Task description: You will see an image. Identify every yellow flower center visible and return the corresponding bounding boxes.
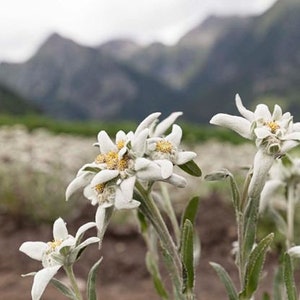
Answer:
[95,183,105,194]
[117,140,125,150]
[266,121,280,134]
[47,239,62,251]
[95,154,105,164]
[156,140,173,154]
[95,150,129,171]
[105,151,119,169]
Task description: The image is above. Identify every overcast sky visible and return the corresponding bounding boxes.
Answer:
[1,0,277,63]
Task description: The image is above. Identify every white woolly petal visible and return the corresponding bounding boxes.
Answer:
[114,177,136,210]
[288,246,300,258]
[135,158,166,181]
[272,104,282,121]
[53,218,68,241]
[132,128,149,157]
[58,237,76,250]
[153,112,183,137]
[292,122,300,131]
[254,104,272,121]
[282,132,300,141]
[95,206,113,243]
[95,206,106,233]
[281,140,300,154]
[166,174,187,188]
[210,114,252,139]
[115,186,140,209]
[75,222,97,242]
[166,124,182,146]
[83,185,98,205]
[248,150,274,198]
[90,170,119,187]
[155,159,174,179]
[135,157,151,171]
[135,112,161,136]
[116,130,127,143]
[235,94,255,122]
[65,172,92,201]
[19,242,48,261]
[75,237,100,252]
[97,131,117,153]
[31,266,61,300]
[176,151,197,165]
[254,127,271,139]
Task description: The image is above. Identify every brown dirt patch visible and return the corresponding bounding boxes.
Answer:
[0,194,286,299]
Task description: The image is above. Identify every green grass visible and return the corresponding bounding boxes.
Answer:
[0,114,245,144]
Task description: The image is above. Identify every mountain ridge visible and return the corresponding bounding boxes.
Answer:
[1,0,300,123]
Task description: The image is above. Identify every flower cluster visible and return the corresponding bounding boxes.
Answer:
[66,112,197,233]
[210,95,300,197]
[19,218,99,300]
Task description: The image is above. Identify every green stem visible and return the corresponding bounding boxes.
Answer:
[135,181,184,299]
[286,182,295,249]
[160,183,181,245]
[64,265,83,300]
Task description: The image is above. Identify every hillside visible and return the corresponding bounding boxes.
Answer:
[182,0,300,122]
[0,84,39,115]
[0,0,300,123]
[0,34,181,121]
[100,15,245,89]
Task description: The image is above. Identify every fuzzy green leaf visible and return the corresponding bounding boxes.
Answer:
[178,160,202,177]
[180,219,195,294]
[242,196,260,264]
[210,262,238,300]
[51,278,77,299]
[205,169,240,212]
[204,169,230,181]
[82,166,101,173]
[181,196,200,228]
[240,233,274,299]
[228,172,241,212]
[283,253,297,300]
[136,210,148,233]
[87,258,103,300]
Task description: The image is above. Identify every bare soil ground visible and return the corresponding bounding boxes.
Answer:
[0,194,282,300]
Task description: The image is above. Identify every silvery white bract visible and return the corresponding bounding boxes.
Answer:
[210,94,300,197]
[19,218,99,300]
[288,246,300,257]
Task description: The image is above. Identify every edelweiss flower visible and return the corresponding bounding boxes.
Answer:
[19,218,99,300]
[66,112,190,232]
[147,124,197,165]
[210,94,300,197]
[210,94,300,156]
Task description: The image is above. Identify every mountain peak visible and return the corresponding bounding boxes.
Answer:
[178,15,249,48]
[99,39,141,60]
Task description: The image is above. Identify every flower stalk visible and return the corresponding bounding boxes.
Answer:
[64,265,83,300]
[135,181,184,299]
[286,181,296,249]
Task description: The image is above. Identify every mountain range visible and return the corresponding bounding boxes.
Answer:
[0,0,300,123]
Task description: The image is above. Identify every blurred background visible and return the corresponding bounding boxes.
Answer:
[1,0,300,298]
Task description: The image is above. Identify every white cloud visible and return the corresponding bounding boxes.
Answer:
[0,0,277,62]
